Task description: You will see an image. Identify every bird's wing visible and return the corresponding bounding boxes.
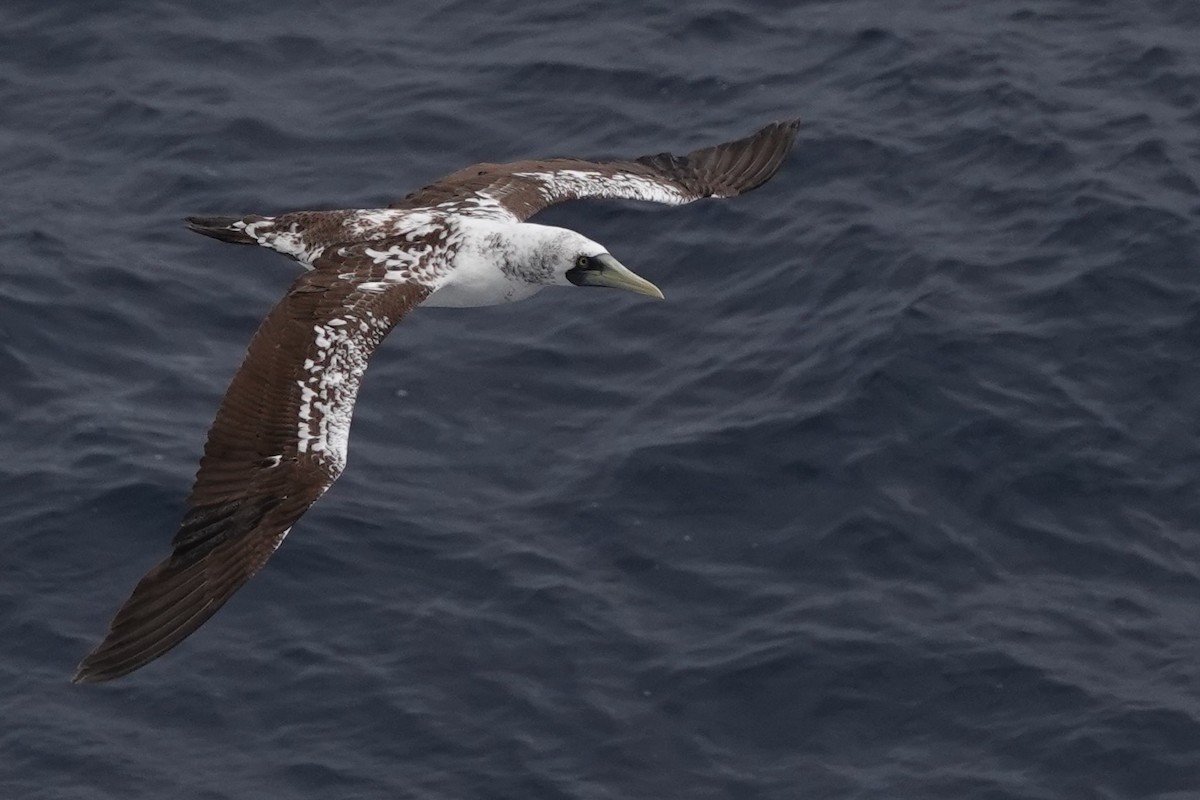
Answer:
[74,247,431,683]
[390,119,800,222]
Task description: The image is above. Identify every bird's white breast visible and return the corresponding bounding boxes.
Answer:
[420,218,549,308]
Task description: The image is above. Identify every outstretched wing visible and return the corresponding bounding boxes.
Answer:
[390,119,800,221]
[75,248,431,683]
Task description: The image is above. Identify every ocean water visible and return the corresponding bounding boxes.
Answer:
[3,0,1200,797]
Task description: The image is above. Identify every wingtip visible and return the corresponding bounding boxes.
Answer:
[185,215,258,245]
[184,214,228,231]
[694,117,801,197]
[72,650,109,685]
[765,117,802,143]
[72,640,127,684]
[71,666,97,685]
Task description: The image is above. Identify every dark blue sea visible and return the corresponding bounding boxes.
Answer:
[4,1,1200,797]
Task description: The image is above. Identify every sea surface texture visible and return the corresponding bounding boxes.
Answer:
[3,1,1200,798]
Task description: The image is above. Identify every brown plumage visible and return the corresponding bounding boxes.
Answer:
[74,250,429,683]
[391,118,800,220]
[75,119,799,683]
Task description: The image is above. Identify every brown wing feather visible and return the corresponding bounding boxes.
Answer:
[390,119,800,221]
[75,250,430,684]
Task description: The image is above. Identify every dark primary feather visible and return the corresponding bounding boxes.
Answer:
[390,118,800,220]
[74,249,430,684]
[185,216,259,245]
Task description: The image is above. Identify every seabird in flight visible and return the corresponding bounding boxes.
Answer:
[74,118,800,683]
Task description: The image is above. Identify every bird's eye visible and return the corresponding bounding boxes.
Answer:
[576,255,590,268]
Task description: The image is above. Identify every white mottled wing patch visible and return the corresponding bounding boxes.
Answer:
[294,310,391,468]
[438,169,692,223]
[509,169,691,206]
[239,217,328,266]
[435,193,511,221]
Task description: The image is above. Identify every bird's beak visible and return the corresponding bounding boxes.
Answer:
[567,253,665,300]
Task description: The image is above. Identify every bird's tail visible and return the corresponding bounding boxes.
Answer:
[185,215,265,245]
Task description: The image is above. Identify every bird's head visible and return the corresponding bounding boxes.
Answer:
[533,226,664,300]
[562,250,664,300]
